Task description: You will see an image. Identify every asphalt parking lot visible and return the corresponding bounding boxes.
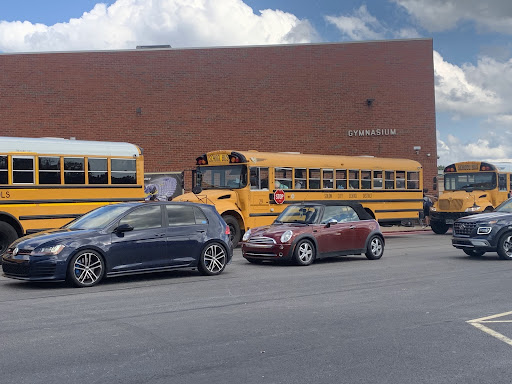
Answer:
[1,231,512,384]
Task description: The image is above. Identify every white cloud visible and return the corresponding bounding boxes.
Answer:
[0,0,318,52]
[392,0,512,33]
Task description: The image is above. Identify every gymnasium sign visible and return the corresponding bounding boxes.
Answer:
[347,129,397,137]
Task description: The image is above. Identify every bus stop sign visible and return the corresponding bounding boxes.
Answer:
[274,189,285,204]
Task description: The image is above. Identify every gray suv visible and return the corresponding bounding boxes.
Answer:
[452,198,512,259]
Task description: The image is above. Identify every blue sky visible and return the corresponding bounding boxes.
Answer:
[1,0,512,166]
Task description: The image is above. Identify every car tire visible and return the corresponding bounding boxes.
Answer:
[0,221,18,256]
[293,239,315,266]
[222,215,241,247]
[67,249,105,288]
[198,242,227,275]
[463,249,485,257]
[431,221,449,234]
[365,235,384,260]
[497,232,512,260]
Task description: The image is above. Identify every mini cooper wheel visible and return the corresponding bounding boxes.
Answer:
[293,239,315,266]
[365,235,384,260]
[198,242,227,276]
[497,232,512,260]
[463,249,485,257]
[67,249,105,288]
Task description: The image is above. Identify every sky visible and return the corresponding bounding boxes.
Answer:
[1,0,512,167]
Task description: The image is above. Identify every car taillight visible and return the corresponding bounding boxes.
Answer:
[225,226,230,235]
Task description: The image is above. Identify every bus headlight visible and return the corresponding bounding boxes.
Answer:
[31,244,65,256]
[465,205,481,212]
[242,229,251,242]
[280,230,293,243]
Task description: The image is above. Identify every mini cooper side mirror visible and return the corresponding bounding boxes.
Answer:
[325,219,338,228]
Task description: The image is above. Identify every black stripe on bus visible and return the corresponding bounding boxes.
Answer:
[249,213,280,217]
[26,228,52,234]
[0,185,142,189]
[268,198,423,205]
[0,198,142,205]
[374,209,422,213]
[19,214,83,221]
[269,189,421,194]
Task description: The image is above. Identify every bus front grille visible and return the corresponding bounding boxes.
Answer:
[439,199,463,211]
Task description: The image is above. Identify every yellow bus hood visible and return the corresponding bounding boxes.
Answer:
[435,190,490,212]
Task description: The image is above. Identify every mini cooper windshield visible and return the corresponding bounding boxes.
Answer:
[274,206,319,225]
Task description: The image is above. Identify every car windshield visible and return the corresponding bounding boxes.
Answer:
[197,165,247,190]
[64,204,134,230]
[495,199,512,213]
[444,172,496,191]
[275,206,320,224]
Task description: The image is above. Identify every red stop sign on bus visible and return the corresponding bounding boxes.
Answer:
[274,189,285,204]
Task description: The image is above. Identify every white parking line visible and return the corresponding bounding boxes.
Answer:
[467,311,512,347]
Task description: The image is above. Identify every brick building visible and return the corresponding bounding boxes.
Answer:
[0,38,437,189]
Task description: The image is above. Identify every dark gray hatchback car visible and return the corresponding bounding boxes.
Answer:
[2,201,233,287]
[452,198,512,259]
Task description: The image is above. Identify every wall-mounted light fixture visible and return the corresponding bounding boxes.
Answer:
[414,146,421,154]
[366,98,375,107]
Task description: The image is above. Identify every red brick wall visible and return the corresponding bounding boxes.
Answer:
[0,39,437,190]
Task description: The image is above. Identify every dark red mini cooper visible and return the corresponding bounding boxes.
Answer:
[241,201,384,266]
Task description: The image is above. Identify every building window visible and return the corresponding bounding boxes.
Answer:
[39,157,61,184]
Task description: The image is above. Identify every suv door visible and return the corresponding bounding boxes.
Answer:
[109,204,166,272]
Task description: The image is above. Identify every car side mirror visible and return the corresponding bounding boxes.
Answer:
[115,223,134,233]
[325,219,338,228]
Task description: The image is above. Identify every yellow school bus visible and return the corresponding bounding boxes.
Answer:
[430,161,512,234]
[174,150,423,244]
[0,137,145,254]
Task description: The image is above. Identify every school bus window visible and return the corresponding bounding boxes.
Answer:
[13,156,34,184]
[361,170,371,189]
[499,174,507,191]
[396,171,406,189]
[275,167,292,189]
[385,170,394,189]
[407,171,420,189]
[0,156,7,184]
[309,168,321,189]
[64,157,85,184]
[336,169,347,189]
[509,174,512,192]
[88,158,108,184]
[111,159,137,184]
[323,169,334,189]
[373,171,383,189]
[39,157,61,184]
[250,167,269,190]
[349,169,359,189]
[295,168,306,189]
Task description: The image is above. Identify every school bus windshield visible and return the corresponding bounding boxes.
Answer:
[444,172,496,191]
[198,165,247,189]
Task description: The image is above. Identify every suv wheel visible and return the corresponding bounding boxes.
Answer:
[498,233,512,260]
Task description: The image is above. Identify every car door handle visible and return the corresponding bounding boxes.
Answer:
[197,230,206,233]
[154,233,165,238]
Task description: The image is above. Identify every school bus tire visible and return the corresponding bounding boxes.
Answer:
[430,221,449,234]
[222,215,241,247]
[0,221,18,256]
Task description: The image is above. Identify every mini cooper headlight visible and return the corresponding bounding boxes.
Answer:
[31,244,65,256]
[242,229,252,242]
[280,230,293,243]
